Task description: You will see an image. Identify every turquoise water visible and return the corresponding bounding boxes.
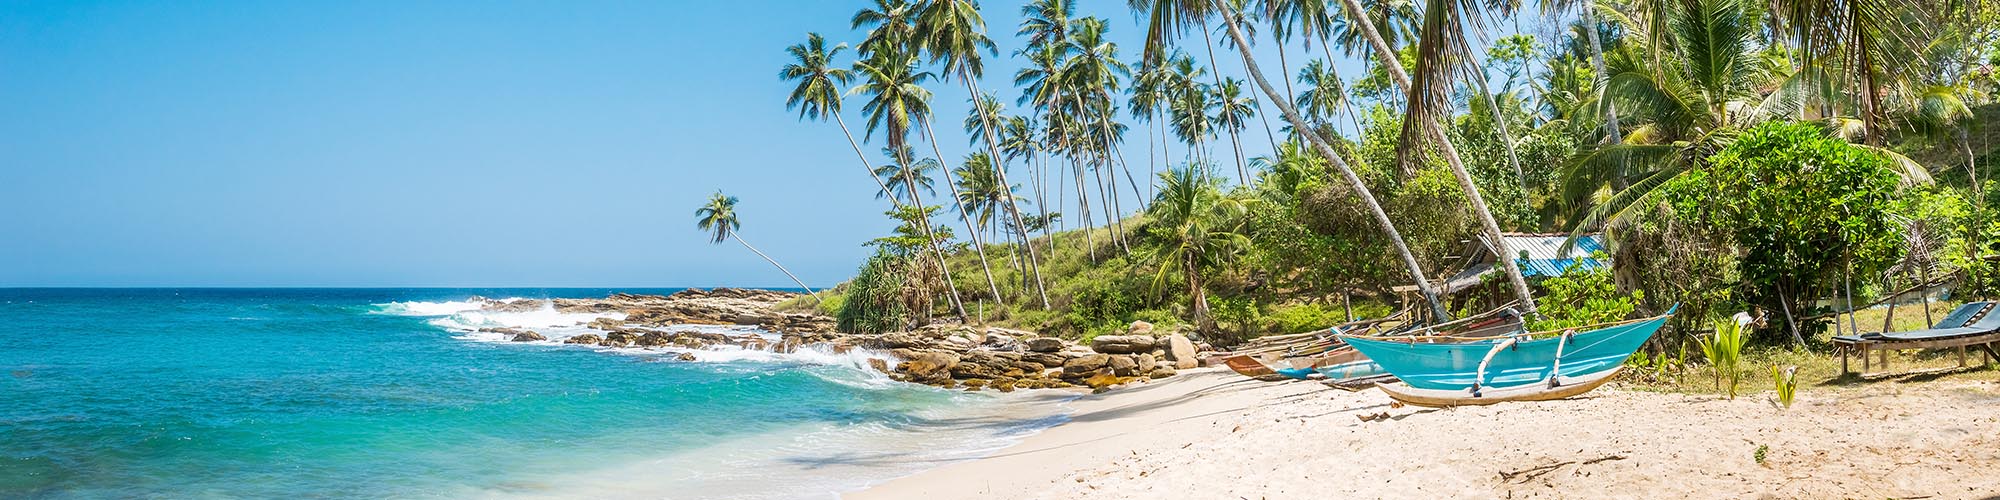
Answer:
[0,289,1066,499]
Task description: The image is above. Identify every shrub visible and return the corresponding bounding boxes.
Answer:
[836,250,910,334]
[1529,259,1642,332]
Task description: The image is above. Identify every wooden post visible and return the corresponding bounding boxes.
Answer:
[1841,346,1850,374]
[1882,348,1891,371]
[1959,346,1968,367]
[1863,346,1871,372]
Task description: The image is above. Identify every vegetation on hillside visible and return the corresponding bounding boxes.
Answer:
[755,0,2000,358]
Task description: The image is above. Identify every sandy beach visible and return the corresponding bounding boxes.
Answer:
[852,368,2000,499]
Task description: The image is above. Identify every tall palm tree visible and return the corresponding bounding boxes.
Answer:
[695,192,820,301]
[1537,0,1627,187]
[781,33,906,213]
[1155,0,1451,320]
[918,0,1053,308]
[955,152,1021,242]
[1322,0,1542,315]
[1212,77,1258,183]
[849,49,969,320]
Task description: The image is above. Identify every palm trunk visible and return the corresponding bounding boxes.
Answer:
[1330,0,1539,316]
[734,234,820,301]
[1465,57,1526,185]
[962,76,1052,308]
[1213,1,1451,321]
[834,114,906,211]
[921,120,1007,308]
[1580,8,1628,190]
[1228,127,1248,183]
[895,148,969,322]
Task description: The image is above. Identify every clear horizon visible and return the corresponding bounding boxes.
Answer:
[2,1,1444,287]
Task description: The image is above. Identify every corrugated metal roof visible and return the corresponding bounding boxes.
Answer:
[1493,234,1607,277]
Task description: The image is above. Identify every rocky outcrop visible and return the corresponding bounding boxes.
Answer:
[564,334,603,346]
[511,331,546,342]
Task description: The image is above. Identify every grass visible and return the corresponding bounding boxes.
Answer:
[1623,301,2000,396]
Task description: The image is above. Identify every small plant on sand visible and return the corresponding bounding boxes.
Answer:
[1771,365,1799,408]
[1753,444,1769,466]
[1701,318,1749,398]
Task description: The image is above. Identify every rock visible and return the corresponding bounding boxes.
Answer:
[980,330,1022,351]
[1133,353,1157,374]
[602,331,639,347]
[894,350,960,383]
[1108,355,1139,376]
[510,331,546,342]
[1090,335,1156,354]
[1148,367,1178,379]
[675,352,698,362]
[1026,337,1066,353]
[1164,334,1199,369]
[1022,352,1067,369]
[564,334,603,346]
[588,317,625,330]
[1084,372,1135,391]
[1061,354,1112,378]
[867,358,891,374]
[1128,320,1155,335]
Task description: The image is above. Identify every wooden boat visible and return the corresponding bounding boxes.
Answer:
[1339,308,1674,407]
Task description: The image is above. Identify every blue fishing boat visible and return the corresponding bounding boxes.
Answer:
[1338,307,1674,406]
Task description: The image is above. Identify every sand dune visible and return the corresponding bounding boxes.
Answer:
[852,368,2000,499]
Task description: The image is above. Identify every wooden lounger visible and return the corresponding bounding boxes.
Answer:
[1834,301,2000,374]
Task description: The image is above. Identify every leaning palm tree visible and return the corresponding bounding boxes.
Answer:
[781,33,905,213]
[695,192,820,301]
[918,0,1053,307]
[1295,58,1361,136]
[1311,0,1542,315]
[849,49,969,320]
[1211,77,1257,184]
[1182,0,1452,320]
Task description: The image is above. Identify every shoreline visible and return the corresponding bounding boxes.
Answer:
[850,370,2000,499]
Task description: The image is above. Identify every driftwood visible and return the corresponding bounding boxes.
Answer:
[1504,456,1624,482]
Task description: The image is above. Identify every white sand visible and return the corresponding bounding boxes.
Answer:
[850,368,2000,499]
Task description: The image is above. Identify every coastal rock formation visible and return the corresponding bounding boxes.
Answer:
[511,331,546,342]
[1128,320,1154,335]
[564,334,603,346]
[1026,337,1066,353]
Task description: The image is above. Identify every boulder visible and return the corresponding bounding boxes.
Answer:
[1061,354,1112,378]
[510,331,546,342]
[1148,367,1178,379]
[1025,337,1067,353]
[1022,352,1067,369]
[1163,334,1199,369]
[1133,353,1157,374]
[675,352,699,362]
[602,331,639,347]
[1084,372,1135,391]
[564,334,603,346]
[1108,355,1139,376]
[867,358,891,374]
[894,350,960,383]
[1090,335,1156,354]
[1128,320,1155,335]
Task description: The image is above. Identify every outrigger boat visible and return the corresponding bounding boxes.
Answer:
[1339,307,1675,407]
[1214,307,1526,386]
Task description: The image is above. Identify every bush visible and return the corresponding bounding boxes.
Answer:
[1528,259,1642,332]
[1268,303,1349,334]
[836,250,910,334]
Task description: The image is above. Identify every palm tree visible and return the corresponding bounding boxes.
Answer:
[1769,0,1936,146]
[1314,0,1542,315]
[781,33,906,214]
[874,149,938,203]
[695,192,820,301]
[849,49,969,320]
[1295,58,1361,137]
[918,0,1053,308]
[955,152,1021,242]
[1212,77,1258,184]
[1536,0,1627,187]
[1188,0,1452,320]
[1146,165,1251,332]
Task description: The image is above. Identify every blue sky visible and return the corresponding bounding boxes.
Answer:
[0,0,1388,287]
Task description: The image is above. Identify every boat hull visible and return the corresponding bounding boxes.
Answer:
[1375,367,1622,407]
[1340,315,1667,391]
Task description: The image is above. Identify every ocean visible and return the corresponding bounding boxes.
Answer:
[0,288,1070,499]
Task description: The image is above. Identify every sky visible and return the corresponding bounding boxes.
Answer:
[0,0,1386,287]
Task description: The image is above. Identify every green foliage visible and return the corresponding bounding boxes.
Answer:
[1529,259,1642,331]
[835,250,910,334]
[1267,303,1351,334]
[1771,365,1799,409]
[1753,444,1768,465]
[1661,122,1906,337]
[1700,317,1750,398]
